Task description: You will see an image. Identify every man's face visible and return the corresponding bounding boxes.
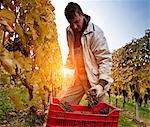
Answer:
[69,12,84,32]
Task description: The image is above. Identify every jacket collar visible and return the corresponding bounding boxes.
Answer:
[67,22,94,35]
[83,22,95,35]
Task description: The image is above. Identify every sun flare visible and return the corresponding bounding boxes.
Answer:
[63,67,74,77]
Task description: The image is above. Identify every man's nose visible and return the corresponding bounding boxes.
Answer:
[73,24,77,29]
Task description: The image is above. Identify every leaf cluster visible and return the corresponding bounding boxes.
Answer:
[112,30,150,97]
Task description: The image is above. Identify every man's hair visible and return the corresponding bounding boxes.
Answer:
[65,2,84,21]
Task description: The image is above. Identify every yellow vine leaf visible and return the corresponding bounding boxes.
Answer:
[0,9,15,27]
[25,14,34,25]
[19,0,26,9]
[15,24,24,37]
[30,71,42,83]
[9,95,24,110]
[29,0,36,6]
[0,73,9,84]
[29,26,38,40]
[0,57,15,74]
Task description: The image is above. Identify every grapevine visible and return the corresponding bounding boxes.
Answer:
[0,1,63,125]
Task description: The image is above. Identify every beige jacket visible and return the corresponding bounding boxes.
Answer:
[66,22,113,91]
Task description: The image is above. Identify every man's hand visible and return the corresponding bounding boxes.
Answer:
[89,85,103,98]
[89,79,108,98]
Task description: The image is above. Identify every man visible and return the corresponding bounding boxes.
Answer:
[61,2,113,105]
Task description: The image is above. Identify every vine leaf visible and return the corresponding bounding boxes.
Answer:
[0,9,15,27]
[9,95,25,110]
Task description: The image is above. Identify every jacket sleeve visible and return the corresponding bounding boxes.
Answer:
[65,30,74,69]
[91,28,113,90]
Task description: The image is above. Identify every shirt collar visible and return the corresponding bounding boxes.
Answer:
[67,22,94,36]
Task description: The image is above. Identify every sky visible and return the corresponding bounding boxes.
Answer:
[51,0,150,63]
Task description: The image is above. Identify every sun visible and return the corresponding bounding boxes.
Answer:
[63,67,74,78]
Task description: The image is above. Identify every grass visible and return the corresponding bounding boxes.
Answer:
[0,86,44,127]
[0,88,15,121]
[109,97,150,127]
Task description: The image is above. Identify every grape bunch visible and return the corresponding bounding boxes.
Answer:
[86,89,99,107]
[86,89,109,114]
[5,37,22,52]
[5,33,30,57]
